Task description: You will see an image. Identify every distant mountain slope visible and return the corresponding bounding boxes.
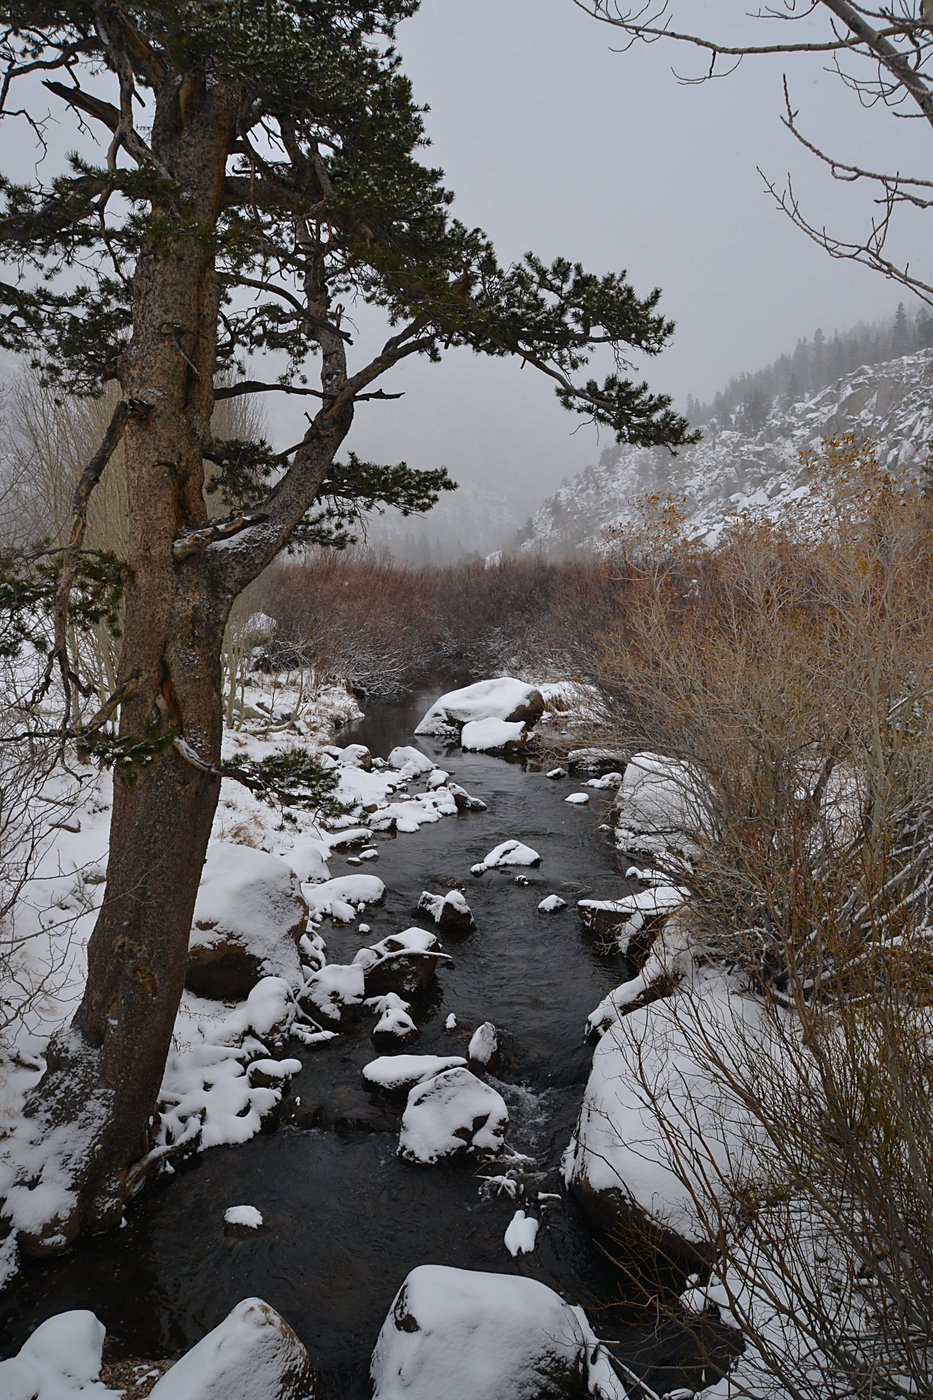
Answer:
[508,349,933,556]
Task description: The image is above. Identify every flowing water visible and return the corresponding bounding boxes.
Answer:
[0,684,706,1397]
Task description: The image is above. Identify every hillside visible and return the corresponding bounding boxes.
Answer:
[508,349,933,555]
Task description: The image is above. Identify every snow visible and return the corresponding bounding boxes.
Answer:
[305,874,385,925]
[224,1204,263,1229]
[460,717,525,752]
[0,1309,115,1399]
[302,962,366,1021]
[366,993,418,1040]
[189,842,307,989]
[414,678,540,736]
[387,746,435,780]
[578,884,688,954]
[371,1265,625,1400]
[146,1297,317,1400]
[471,839,541,875]
[613,752,710,856]
[467,1021,498,1067]
[564,970,774,1247]
[538,894,566,912]
[353,927,446,975]
[503,1209,539,1257]
[362,1054,467,1091]
[398,1067,509,1163]
[565,792,589,805]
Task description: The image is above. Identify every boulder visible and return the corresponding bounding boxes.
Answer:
[147,1298,318,1400]
[367,992,420,1046]
[460,718,526,753]
[187,844,307,1000]
[563,971,771,1267]
[363,1054,468,1094]
[446,781,487,813]
[566,748,630,778]
[415,679,544,738]
[471,839,540,875]
[0,1310,115,1400]
[371,1265,624,1400]
[305,874,385,925]
[417,889,476,937]
[354,927,450,998]
[467,1021,500,1075]
[577,885,687,956]
[301,961,366,1026]
[398,1067,508,1164]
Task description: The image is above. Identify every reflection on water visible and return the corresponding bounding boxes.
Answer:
[0,685,693,1399]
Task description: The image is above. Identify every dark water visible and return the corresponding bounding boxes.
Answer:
[0,684,701,1396]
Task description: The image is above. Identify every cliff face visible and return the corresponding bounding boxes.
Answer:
[509,350,933,556]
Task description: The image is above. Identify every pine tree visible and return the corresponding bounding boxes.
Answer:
[0,0,697,1252]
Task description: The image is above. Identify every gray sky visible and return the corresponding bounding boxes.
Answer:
[314,0,928,500]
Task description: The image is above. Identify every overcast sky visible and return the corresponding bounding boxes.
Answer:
[318,0,929,499]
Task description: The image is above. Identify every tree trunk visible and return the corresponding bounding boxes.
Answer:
[13,71,243,1253]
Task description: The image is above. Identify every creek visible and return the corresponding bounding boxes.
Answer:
[0,683,702,1398]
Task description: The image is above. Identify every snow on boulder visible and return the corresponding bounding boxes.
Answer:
[538,894,566,913]
[471,840,540,875]
[224,1204,264,1235]
[353,928,450,998]
[612,752,710,857]
[467,1021,500,1074]
[285,835,330,885]
[363,1053,468,1093]
[366,993,419,1046]
[460,718,526,753]
[147,1297,318,1400]
[417,889,475,937]
[0,1309,116,1399]
[387,746,436,780]
[305,874,385,925]
[577,884,687,955]
[187,843,308,1000]
[398,1067,508,1164]
[414,679,544,737]
[301,962,366,1026]
[503,1210,539,1258]
[371,1265,625,1400]
[563,971,772,1261]
[565,792,589,805]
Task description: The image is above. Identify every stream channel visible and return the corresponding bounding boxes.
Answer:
[0,682,702,1398]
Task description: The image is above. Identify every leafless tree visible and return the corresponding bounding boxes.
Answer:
[574,1,933,302]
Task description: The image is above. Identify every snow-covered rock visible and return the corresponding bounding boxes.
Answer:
[305,873,385,925]
[398,1067,508,1163]
[563,971,773,1257]
[187,843,308,1000]
[471,839,540,875]
[224,1204,264,1234]
[416,889,475,937]
[467,1021,499,1073]
[503,1209,539,1258]
[363,1054,468,1092]
[371,1265,625,1400]
[415,679,544,738]
[301,961,366,1026]
[577,884,688,954]
[353,928,449,998]
[565,792,589,805]
[0,1310,116,1399]
[147,1297,318,1400]
[366,993,419,1045]
[460,718,526,753]
[538,894,566,913]
[387,746,435,780]
[612,752,710,857]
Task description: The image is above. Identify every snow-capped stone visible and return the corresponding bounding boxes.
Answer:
[564,971,772,1258]
[446,781,488,812]
[545,767,566,779]
[301,962,366,1025]
[387,746,436,781]
[471,840,541,875]
[371,1265,625,1400]
[223,1205,264,1234]
[353,928,449,997]
[577,884,688,954]
[363,1054,468,1092]
[147,1297,318,1400]
[366,992,419,1045]
[415,679,544,737]
[460,718,526,753]
[538,894,566,913]
[417,889,476,937]
[467,1021,499,1073]
[187,843,308,1000]
[398,1068,508,1164]
[0,1310,114,1400]
[503,1210,539,1258]
[305,873,386,925]
[565,792,589,805]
